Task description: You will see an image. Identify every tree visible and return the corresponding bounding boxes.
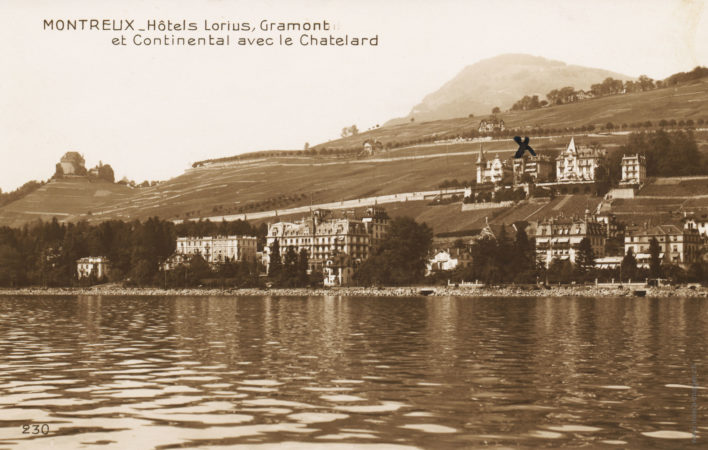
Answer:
[54,163,64,179]
[624,80,639,93]
[594,162,612,196]
[187,254,211,284]
[0,243,23,286]
[99,165,115,183]
[621,248,638,282]
[649,237,662,278]
[275,246,298,287]
[687,262,704,283]
[548,259,574,284]
[492,106,501,114]
[129,259,156,286]
[620,129,702,177]
[546,89,560,105]
[576,238,595,275]
[298,249,309,286]
[268,239,282,280]
[512,228,536,282]
[340,125,359,138]
[558,86,577,103]
[638,75,655,91]
[511,95,542,111]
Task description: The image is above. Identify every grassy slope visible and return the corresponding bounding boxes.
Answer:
[1,79,708,233]
[0,178,133,227]
[316,78,708,150]
[4,136,708,233]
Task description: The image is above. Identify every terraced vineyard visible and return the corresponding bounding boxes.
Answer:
[2,78,708,233]
[0,178,133,227]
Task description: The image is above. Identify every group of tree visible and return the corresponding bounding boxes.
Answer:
[0,180,46,208]
[506,67,707,114]
[0,217,175,287]
[0,216,270,288]
[167,254,261,289]
[603,129,704,186]
[353,217,433,286]
[589,77,627,97]
[340,124,360,138]
[546,86,581,105]
[267,240,321,287]
[427,227,708,286]
[463,187,526,204]
[620,238,705,284]
[436,226,537,284]
[663,66,708,87]
[511,94,547,111]
[90,162,115,183]
[437,179,475,189]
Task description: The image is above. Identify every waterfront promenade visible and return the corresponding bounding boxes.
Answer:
[2,285,706,297]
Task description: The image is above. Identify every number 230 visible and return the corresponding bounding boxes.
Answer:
[22,424,49,435]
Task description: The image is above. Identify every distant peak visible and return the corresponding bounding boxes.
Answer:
[385,53,632,125]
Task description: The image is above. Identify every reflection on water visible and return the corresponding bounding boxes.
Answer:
[0,295,705,448]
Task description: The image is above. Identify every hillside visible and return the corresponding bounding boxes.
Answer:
[0,132,616,229]
[318,77,708,151]
[3,126,708,233]
[1,76,708,233]
[385,54,632,125]
[0,178,133,227]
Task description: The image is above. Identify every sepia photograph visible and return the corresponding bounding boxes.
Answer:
[0,0,707,447]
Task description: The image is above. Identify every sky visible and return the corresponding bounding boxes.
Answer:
[1,0,707,192]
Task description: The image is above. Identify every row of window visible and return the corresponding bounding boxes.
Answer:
[627,235,684,243]
[278,236,369,246]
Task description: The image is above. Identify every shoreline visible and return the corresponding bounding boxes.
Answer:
[1,285,707,298]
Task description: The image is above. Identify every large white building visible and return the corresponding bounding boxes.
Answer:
[624,223,701,266]
[682,213,708,237]
[59,151,86,175]
[266,207,389,285]
[77,256,110,279]
[512,154,554,184]
[478,118,505,133]
[476,145,511,184]
[534,213,606,267]
[174,235,257,264]
[620,154,647,186]
[555,138,606,183]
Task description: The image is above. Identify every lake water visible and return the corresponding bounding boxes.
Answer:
[0,295,705,449]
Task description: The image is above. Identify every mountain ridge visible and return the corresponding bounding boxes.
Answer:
[386,53,633,125]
